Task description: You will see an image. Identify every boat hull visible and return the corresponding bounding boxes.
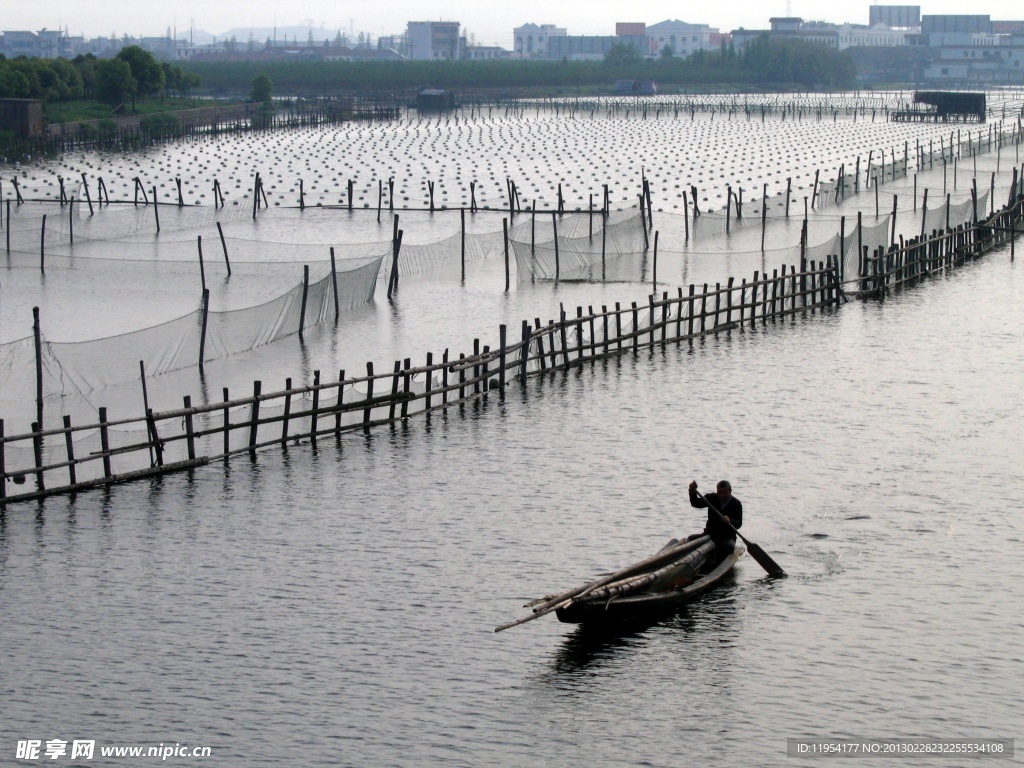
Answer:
[555,545,744,625]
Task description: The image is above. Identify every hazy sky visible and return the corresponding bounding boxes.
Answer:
[7,0,1024,48]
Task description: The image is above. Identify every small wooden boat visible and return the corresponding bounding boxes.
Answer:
[554,537,743,625]
[496,534,743,633]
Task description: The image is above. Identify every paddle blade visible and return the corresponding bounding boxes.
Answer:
[746,542,787,578]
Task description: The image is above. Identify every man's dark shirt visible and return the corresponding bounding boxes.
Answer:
[689,489,743,544]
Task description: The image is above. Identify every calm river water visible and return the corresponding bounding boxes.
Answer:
[1,230,1021,765]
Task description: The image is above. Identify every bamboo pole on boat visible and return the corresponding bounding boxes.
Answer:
[495,536,712,632]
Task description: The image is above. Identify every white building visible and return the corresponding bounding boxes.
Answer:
[407,21,461,60]
[462,45,511,60]
[645,20,717,58]
[923,33,1024,82]
[513,23,567,59]
[837,23,913,50]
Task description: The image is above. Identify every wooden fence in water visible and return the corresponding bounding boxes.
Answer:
[850,192,1022,296]
[0,259,842,506]
[2,191,1021,507]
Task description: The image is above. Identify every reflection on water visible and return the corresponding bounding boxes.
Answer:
[546,577,741,678]
[0,238,1021,766]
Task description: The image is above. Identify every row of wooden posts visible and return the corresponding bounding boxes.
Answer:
[6,158,1020,308]
[9,173,1019,450]
[854,193,1021,296]
[11,117,1020,219]
[0,100,397,162]
[0,256,846,506]
[2,189,1021,506]
[490,97,917,123]
[5,162,1019,324]
[475,94,1024,124]
[2,144,1022,505]
[5,119,1018,250]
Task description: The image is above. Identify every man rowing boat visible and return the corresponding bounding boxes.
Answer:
[688,479,742,553]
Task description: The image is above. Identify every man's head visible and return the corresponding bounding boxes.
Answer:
[717,480,732,502]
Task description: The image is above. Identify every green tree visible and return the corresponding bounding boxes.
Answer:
[0,62,32,98]
[161,61,180,96]
[604,43,642,66]
[95,58,136,106]
[182,72,201,96]
[157,62,199,97]
[73,54,98,99]
[250,73,273,102]
[116,45,164,97]
[9,59,43,99]
[741,36,856,88]
[49,58,85,100]
[661,44,673,59]
[37,58,83,101]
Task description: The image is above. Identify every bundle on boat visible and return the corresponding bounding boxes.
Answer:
[495,534,743,631]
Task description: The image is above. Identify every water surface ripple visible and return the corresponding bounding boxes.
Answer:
[1,244,1021,767]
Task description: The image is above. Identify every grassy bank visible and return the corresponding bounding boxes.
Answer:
[43,97,242,125]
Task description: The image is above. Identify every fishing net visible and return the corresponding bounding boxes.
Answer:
[919,190,990,235]
[686,203,782,238]
[67,195,252,239]
[0,253,384,429]
[814,170,857,210]
[866,155,911,186]
[510,206,646,282]
[381,230,503,281]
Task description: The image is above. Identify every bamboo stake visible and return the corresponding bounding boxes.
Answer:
[198,289,210,372]
[197,236,206,292]
[33,307,43,432]
[298,265,310,339]
[503,218,510,292]
[216,222,231,275]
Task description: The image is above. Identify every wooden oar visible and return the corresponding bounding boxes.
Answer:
[495,536,711,632]
[694,488,787,578]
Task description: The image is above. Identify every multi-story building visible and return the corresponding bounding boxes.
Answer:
[0,29,82,59]
[512,24,567,59]
[735,17,915,52]
[645,19,717,58]
[921,15,991,35]
[730,28,771,50]
[615,23,647,37]
[768,18,840,48]
[461,45,511,61]
[869,5,921,29]
[924,40,1024,83]
[837,23,911,49]
[407,21,461,60]
[547,34,647,61]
